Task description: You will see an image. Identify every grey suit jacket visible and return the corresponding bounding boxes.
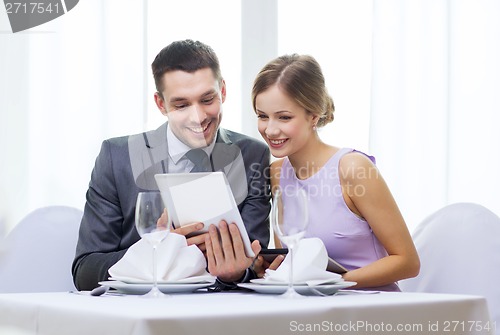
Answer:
[72,123,271,290]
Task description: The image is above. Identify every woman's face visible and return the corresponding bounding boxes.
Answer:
[255,84,316,158]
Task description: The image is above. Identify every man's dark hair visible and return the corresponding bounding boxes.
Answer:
[151,39,222,96]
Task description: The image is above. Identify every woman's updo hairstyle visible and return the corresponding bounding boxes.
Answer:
[252,54,334,127]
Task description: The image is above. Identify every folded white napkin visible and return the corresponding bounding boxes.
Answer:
[259,238,343,285]
[109,232,215,283]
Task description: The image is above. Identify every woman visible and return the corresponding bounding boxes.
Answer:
[251,54,419,291]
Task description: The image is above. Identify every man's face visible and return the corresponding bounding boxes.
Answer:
[154,68,225,148]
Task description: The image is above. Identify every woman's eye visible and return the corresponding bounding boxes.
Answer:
[257,114,268,119]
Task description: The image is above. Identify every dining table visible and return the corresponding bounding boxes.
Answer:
[0,289,495,335]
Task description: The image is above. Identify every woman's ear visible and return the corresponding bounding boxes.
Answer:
[310,113,319,127]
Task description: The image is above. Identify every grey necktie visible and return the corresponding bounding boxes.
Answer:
[185,148,212,172]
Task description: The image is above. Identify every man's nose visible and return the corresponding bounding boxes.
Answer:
[188,104,206,123]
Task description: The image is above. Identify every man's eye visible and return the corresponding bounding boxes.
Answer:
[174,104,188,109]
[202,97,215,104]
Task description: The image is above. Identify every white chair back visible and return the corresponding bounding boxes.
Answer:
[0,206,83,293]
[400,203,500,334]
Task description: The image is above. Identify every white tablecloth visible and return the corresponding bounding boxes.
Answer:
[0,291,494,335]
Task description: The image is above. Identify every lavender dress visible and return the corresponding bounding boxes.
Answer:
[279,148,400,291]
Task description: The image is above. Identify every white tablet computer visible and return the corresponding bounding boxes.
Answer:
[154,171,255,257]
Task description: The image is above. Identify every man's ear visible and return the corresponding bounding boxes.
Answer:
[220,79,227,103]
[154,92,168,116]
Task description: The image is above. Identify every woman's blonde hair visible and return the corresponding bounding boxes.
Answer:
[252,54,334,127]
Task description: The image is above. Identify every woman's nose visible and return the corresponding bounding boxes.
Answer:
[265,121,280,137]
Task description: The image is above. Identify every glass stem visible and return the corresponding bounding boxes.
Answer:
[152,244,158,289]
[288,246,294,290]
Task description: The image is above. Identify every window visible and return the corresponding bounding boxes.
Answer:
[146,0,242,132]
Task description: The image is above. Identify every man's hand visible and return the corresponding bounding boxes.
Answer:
[205,221,261,283]
[157,212,208,252]
[172,222,208,252]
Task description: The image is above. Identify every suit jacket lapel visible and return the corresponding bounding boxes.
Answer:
[128,123,168,190]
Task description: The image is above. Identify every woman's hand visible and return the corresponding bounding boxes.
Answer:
[253,254,285,278]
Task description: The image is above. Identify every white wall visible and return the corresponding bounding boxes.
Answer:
[0,1,146,234]
[2,0,499,235]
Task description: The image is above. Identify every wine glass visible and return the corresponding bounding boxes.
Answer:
[271,185,309,298]
[135,191,170,298]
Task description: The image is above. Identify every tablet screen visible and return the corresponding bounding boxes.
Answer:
[155,172,255,257]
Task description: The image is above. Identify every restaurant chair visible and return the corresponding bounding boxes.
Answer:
[399,202,500,334]
[0,206,83,293]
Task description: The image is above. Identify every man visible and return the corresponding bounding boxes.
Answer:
[72,39,271,290]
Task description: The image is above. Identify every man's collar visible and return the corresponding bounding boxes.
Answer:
[143,122,233,162]
[167,123,218,164]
